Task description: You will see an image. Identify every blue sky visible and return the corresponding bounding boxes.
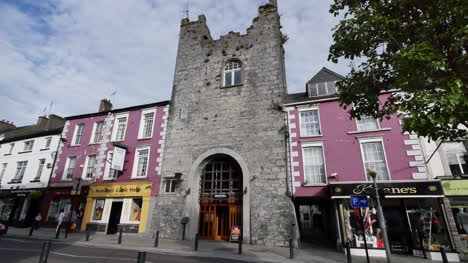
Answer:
[0,0,349,126]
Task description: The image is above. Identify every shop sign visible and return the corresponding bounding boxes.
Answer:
[213,194,228,200]
[230,226,241,242]
[330,181,443,197]
[442,180,468,196]
[350,195,368,208]
[89,182,152,197]
[111,145,127,171]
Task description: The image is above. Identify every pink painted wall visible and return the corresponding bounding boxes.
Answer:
[52,104,168,196]
[288,94,418,197]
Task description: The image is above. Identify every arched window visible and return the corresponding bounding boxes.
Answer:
[223,60,242,87]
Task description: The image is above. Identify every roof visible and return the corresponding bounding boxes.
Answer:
[306,67,345,85]
[285,92,338,105]
[65,100,170,120]
[0,127,63,144]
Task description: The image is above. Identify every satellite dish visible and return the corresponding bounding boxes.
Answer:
[181,217,189,225]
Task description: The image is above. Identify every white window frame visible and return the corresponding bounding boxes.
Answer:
[301,141,327,185]
[34,159,46,181]
[13,161,28,182]
[0,163,7,182]
[103,151,119,180]
[138,108,156,139]
[358,136,391,181]
[164,179,177,194]
[44,137,52,149]
[442,142,467,176]
[223,60,242,87]
[71,124,85,146]
[63,156,77,180]
[132,146,151,179]
[82,155,97,179]
[8,143,15,154]
[90,121,104,144]
[111,113,129,142]
[356,116,380,132]
[23,140,34,152]
[298,106,322,137]
[308,81,337,97]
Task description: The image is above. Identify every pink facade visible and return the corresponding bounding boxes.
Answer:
[286,93,419,197]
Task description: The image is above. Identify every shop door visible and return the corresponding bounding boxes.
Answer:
[107,202,123,234]
[199,204,241,240]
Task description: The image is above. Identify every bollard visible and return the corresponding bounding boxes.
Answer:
[38,241,51,263]
[85,230,90,241]
[29,227,34,236]
[194,233,199,251]
[238,237,242,255]
[137,251,146,263]
[345,242,352,263]
[55,226,60,239]
[154,231,159,248]
[118,228,123,244]
[440,246,449,263]
[289,238,294,259]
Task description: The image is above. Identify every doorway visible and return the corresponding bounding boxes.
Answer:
[107,201,123,234]
[198,155,242,240]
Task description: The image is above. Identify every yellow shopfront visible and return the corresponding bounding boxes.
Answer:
[83,182,152,234]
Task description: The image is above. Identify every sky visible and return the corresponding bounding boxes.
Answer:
[0,0,350,126]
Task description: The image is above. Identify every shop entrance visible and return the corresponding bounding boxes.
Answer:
[198,155,242,240]
[296,200,336,247]
[107,201,123,234]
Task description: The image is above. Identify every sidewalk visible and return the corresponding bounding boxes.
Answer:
[3,226,441,263]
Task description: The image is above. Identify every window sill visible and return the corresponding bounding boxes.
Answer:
[220,84,243,89]
[103,177,117,181]
[40,148,50,151]
[347,128,391,135]
[18,150,32,154]
[88,143,99,146]
[301,184,327,187]
[131,176,148,180]
[3,153,12,156]
[137,137,152,141]
[163,192,177,195]
[30,179,41,183]
[8,180,22,184]
[68,144,81,147]
[300,135,323,139]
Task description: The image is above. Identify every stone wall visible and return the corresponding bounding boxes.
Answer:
[150,2,294,246]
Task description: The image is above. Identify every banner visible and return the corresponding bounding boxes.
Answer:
[111,145,126,171]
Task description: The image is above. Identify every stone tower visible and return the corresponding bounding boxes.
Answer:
[150,0,294,246]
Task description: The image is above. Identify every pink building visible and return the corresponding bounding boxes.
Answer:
[42,99,169,234]
[285,68,455,259]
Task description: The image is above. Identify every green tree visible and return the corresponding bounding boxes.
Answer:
[328,0,468,141]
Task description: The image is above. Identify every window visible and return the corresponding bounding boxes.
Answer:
[83,155,96,179]
[34,159,46,181]
[0,163,7,181]
[8,143,14,154]
[303,145,326,184]
[133,147,149,178]
[357,116,379,131]
[104,151,119,180]
[299,109,321,137]
[223,60,242,87]
[44,137,52,149]
[129,199,142,221]
[92,199,105,220]
[72,124,84,145]
[164,179,177,193]
[360,140,390,181]
[138,110,155,139]
[23,140,34,151]
[308,81,337,97]
[90,121,104,144]
[112,115,128,141]
[443,142,467,176]
[13,161,28,182]
[64,157,77,179]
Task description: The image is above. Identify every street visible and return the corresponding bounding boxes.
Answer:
[0,237,253,263]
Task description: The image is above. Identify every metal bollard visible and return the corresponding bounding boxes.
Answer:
[289,238,294,259]
[118,228,123,244]
[29,227,34,236]
[137,251,146,263]
[345,242,352,263]
[440,246,449,263]
[154,231,159,248]
[85,230,90,241]
[38,241,51,263]
[194,233,199,251]
[55,226,60,239]
[238,237,242,255]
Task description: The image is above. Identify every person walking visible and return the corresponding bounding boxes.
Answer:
[33,212,42,230]
[76,208,84,232]
[56,209,65,234]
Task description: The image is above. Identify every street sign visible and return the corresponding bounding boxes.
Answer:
[350,195,368,208]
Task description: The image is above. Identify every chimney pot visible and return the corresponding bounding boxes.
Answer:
[99,99,113,112]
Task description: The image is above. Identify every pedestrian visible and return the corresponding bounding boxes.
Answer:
[56,209,65,234]
[33,212,42,230]
[76,208,84,232]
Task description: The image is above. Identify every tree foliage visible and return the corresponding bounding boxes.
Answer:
[328,0,468,141]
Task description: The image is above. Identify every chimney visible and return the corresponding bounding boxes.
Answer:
[36,116,49,129]
[46,114,65,130]
[0,120,16,133]
[99,99,113,112]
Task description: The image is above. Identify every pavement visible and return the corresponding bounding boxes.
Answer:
[1,226,446,263]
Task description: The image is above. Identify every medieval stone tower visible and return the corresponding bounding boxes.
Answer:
[150,0,294,246]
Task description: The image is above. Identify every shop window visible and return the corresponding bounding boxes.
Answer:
[71,124,84,145]
[299,109,321,137]
[360,140,390,181]
[302,145,326,185]
[129,199,142,221]
[303,213,310,221]
[164,179,177,193]
[0,198,15,221]
[93,199,105,220]
[223,60,242,87]
[443,142,467,176]
[46,198,71,222]
[356,116,379,131]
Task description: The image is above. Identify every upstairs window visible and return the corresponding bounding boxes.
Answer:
[23,140,34,152]
[133,147,150,178]
[13,161,28,182]
[357,116,379,131]
[302,144,326,185]
[138,109,156,139]
[34,159,46,181]
[0,163,7,181]
[112,114,128,142]
[164,179,177,193]
[44,137,52,149]
[223,60,242,87]
[443,142,467,176]
[84,155,96,179]
[64,156,77,179]
[360,140,390,181]
[308,81,337,97]
[90,121,104,144]
[8,143,14,154]
[104,151,119,180]
[72,124,84,145]
[299,109,321,137]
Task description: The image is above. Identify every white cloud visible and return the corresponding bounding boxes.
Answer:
[0,0,349,126]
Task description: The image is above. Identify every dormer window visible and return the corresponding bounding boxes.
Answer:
[308,81,337,97]
[223,60,242,87]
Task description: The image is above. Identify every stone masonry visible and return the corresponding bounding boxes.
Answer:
[150,1,295,246]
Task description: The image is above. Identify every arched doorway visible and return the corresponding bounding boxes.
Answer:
[198,155,243,240]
